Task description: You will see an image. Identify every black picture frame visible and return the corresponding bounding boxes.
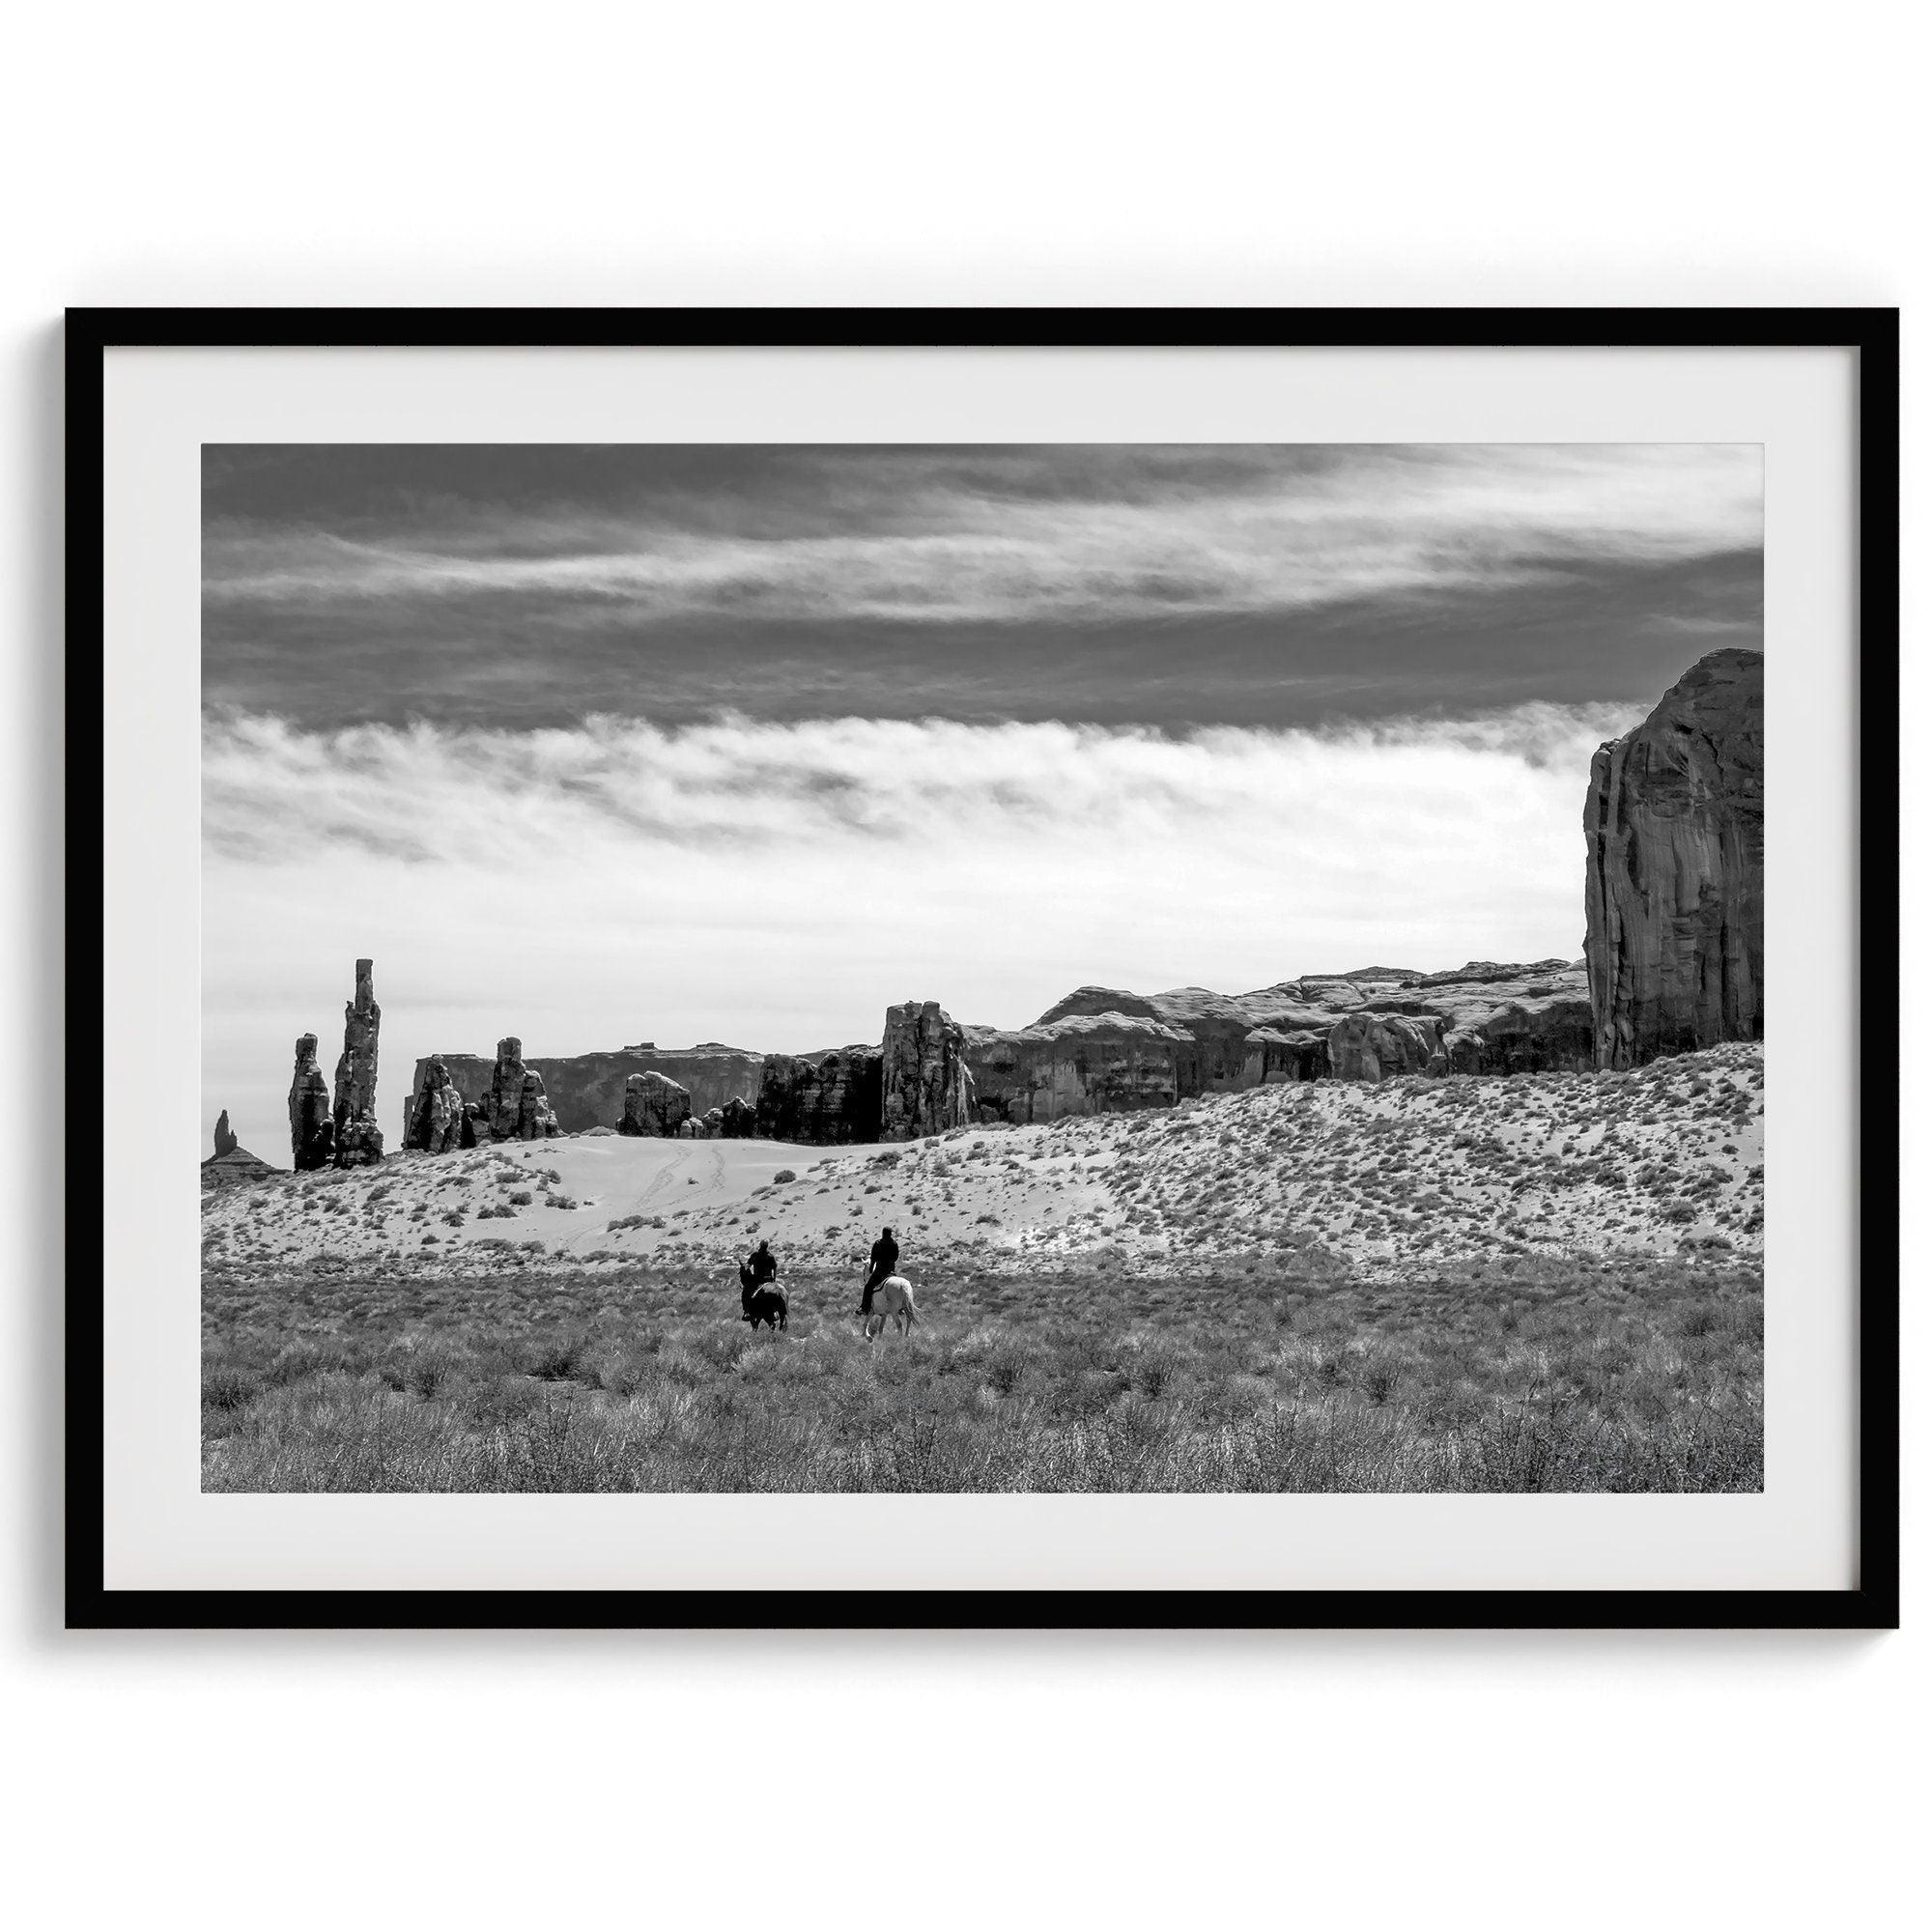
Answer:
[66,306,1900,1632]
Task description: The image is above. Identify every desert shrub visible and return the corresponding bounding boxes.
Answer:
[1359,1355,1405,1405]
[202,1363,262,1411]
[521,1329,593,1382]
[265,1339,352,1385]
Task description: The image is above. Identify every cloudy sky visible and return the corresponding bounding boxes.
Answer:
[202,442,1761,1159]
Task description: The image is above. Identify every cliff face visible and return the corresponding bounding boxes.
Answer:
[1584,649,1764,1070]
[399,961,1597,1149]
[412,1043,764,1139]
[1327,1011,1445,1081]
[963,959,1593,1118]
[963,1012,1198,1122]
[754,1045,883,1144]
[880,1001,974,1140]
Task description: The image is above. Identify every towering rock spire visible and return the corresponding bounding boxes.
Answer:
[483,1037,527,1140]
[289,1033,334,1171]
[212,1109,238,1158]
[332,957,385,1166]
[1583,649,1764,1070]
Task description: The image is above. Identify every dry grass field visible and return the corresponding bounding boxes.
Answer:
[202,1249,1762,1492]
[201,1047,1763,1492]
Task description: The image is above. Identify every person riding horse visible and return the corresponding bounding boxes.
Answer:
[857,1226,898,1318]
[738,1238,787,1331]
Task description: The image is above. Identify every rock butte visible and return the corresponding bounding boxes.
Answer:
[962,959,1595,1122]
[201,1108,276,1191]
[1584,647,1764,1070]
[619,1069,691,1139]
[755,1043,883,1145]
[880,1001,974,1141]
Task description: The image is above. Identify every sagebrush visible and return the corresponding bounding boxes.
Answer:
[202,1252,1761,1492]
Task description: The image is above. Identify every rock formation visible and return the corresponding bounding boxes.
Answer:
[331,958,384,1167]
[1326,1011,1446,1082]
[202,1142,276,1192]
[480,1037,530,1140]
[1437,990,1594,1076]
[619,1069,692,1137]
[288,1035,334,1171]
[1584,649,1764,1069]
[880,1000,975,1140]
[964,1011,1200,1123]
[755,1045,884,1144]
[460,1037,561,1142]
[413,1041,764,1136]
[406,1057,466,1153]
[397,961,1589,1151]
[381,952,1604,1160]
[203,1107,275,1190]
[518,1069,560,1140]
[962,961,1594,1119]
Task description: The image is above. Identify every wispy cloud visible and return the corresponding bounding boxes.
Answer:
[205,442,1761,628]
[203,703,1640,869]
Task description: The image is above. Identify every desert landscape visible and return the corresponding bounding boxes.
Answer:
[204,1037,1761,1492]
[199,445,1765,1493]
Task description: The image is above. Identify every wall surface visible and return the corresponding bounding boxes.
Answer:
[4,8,1921,1930]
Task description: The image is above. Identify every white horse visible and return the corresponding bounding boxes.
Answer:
[864,1274,919,1341]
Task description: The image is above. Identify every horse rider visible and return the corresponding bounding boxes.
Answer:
[747,1238,780,1289]
[857,1225,898,1319]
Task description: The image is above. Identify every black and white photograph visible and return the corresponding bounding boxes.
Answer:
[17,14,1919,1928]
[197,439,1768,1495]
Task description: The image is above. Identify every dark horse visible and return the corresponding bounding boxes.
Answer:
[738,1260,788,1332]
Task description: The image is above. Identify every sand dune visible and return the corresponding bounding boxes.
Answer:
[203,1043,1762,1284]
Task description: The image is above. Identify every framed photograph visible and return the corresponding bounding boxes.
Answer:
[70,308,1897,1629]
